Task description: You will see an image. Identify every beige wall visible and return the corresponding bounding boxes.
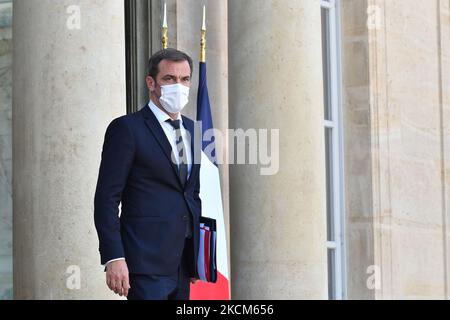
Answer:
[441,0,450,300]
[369,0,450,299]
[342,0,450,299]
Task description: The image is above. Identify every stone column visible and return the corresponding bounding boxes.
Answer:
[228,0,328,299]
[13,0,126,299]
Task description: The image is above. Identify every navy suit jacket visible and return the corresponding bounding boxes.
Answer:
[94,104,202,276]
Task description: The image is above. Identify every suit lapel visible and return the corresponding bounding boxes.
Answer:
[141,105,183,187]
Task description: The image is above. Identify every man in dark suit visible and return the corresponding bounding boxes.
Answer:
[94,48,201,300]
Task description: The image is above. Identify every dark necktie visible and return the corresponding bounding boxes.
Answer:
[166,119,188,186]
[166,119,192,239]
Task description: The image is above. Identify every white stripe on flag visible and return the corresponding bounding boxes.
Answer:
[199,151,229,280]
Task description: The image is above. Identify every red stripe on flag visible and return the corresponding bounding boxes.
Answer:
[190,271,230,300]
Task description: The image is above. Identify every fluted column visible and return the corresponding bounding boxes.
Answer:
[13,0,126,299]
[228,0,328,299]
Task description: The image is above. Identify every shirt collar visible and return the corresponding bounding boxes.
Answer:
[148,100,183,126]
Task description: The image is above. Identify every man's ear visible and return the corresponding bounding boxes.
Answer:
[146,76,155,92]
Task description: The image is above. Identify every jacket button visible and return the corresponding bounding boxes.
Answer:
[182,215,188,221]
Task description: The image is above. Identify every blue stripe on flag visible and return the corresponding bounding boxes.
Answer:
[196,62,218,166]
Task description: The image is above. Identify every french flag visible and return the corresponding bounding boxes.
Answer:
[190,61,230,300]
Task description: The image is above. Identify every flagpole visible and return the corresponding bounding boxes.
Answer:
[200,5,206,63]
[191,4,231,300]
[162,2,168,49]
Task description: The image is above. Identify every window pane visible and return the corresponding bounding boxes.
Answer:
[0,0,13,300]
[325,127,334,242]
[321,8,332,121]
[328,249,336,299]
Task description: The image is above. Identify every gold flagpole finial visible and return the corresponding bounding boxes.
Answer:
[200,5,206,62]
[162,2,168,49]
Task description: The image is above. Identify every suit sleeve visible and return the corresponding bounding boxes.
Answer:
[94,117,135,265]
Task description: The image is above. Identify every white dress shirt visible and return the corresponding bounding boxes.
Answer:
[148,101,192,178]
[105,101,193,267]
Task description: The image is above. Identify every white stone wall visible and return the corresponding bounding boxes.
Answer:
[0,0,12,300]
[342,0,450,299]
[367,0,450,299]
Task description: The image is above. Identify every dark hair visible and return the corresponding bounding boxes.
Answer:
[147,48,193,80]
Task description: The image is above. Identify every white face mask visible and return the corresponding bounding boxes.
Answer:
[159,83,190,114]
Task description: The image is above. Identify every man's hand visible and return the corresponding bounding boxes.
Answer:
[190,278,198,284]
[106,260,130,297]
